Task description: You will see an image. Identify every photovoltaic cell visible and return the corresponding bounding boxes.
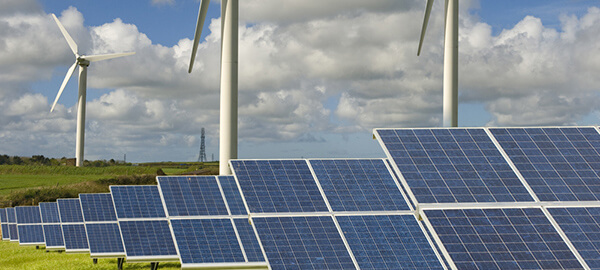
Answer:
[171,219,245,264]
[1,224,8,240]
[375,128,534,203]
[309,159,410,211]
[57,198,84,223]
[43,224,64,248]
[0,208,7,223]
[40,202,61,224]
[7,207,16,223]
[425,208,582,270]
[233,218,265,262]
[548,207,600,269]
[9,224,18,241]
[17,224,45,244]
[157,176,228,217]
[253,216,355,270]
[15,206,42,224]
[231,160,328,213]
[219,176,248,215]
[337,215,443,270]
[85,223,124,255]
[111,185,166,219]
[80,193,117,222]
[119,220,177,257]
[62,224,89,250]
[491,127,600,201]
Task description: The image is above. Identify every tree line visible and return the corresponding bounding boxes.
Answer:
[0,155,129,167]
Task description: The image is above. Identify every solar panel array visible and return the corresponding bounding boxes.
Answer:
[5,126,600,270]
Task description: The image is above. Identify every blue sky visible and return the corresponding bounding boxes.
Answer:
[1,0,600,162]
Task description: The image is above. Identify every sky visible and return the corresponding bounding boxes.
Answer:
[1,0,600,163]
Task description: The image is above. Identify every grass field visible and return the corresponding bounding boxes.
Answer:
[0,239,181,269]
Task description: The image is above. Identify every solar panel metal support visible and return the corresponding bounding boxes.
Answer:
[150,262,158,270]
[117,258,124,270]
[93,258,98,264]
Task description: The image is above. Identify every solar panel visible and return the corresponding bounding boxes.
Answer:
[79,193,124,258]
[40,202,61,223]
[15,206,42,224]
[309,159,410,211]
[170,219,245,264]
[62,224,89,251]
[6,207,16,223]
[0,208,8,240]
[79,193,117,222]
[548,207,600,269]
[219,176,248,215]
[0,208,6,223]
[17,224,45,245]
[57,198,84,223]
[111,185,166,219]
[9,224,18,241]
[252,216,356,269]
[157,176,228,217]
[230,160,328,213]
[491,127,600,201]
[118,220,178,261]
[85,223,125,257]
[337,215,444,269]
[233,218,265,262]
[424,208,583,269]
[375,128,535,204]
[43,224,65,249]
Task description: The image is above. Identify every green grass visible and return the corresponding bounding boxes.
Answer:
[0,175,109,196]
[0,241,181,270]
[160,168,189,175]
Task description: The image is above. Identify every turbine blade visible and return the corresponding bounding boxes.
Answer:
[85,52,136,62]
[189,0,211,73]
[417,0,435,56]
[51,62,78,112]
[51,13,78,55]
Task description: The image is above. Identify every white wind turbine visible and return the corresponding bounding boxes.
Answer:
[188,0,238,175]
[50,14,135,167]
[418,0,459,127]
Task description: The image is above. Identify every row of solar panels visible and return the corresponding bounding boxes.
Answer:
[1,126,600,269]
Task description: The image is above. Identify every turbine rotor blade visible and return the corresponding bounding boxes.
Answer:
[51,61,78,112]
[417,0,435,56]
[51,13,78,55]
[189,0,211,73]
[85,52,136,62]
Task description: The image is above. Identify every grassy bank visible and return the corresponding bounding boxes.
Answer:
[0,241,180,270]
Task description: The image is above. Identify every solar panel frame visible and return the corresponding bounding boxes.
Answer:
[308,158,411,212]
[110,185,166,219]
[39,202,61,224]
[79,193,125,258]
[15,206,42,224]
[0,208,8,240]
[57,198,85,223]
[156,176,228,217]
[57,198,89,253]
[218,176,248,216]
[6,208,18,242]
[17,224,45,246]
[374,128,536,204]
[80,193,118,222]
[490,127,600,202]
[39,202,64,250]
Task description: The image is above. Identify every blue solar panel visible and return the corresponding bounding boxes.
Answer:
[491,127,600,201]
[337,215,443,269]
[119,220,177,257]
[233,219,265,262]
[0,208,6,223]
[171,219,245,264]
[9,224,18,241]
[111,186,166,219]
[43,224,64,248]
[425,208,582,270]
[62,224,89,250]
[6,208,16,223]
[17,224,45,244]
[40,202,61,223]
[80,193,117,222]
[219,176,248,215]
[15,206,42,224]
[310,159,410,211]
[231,160,328,213]
[2,224,10,240]
[253,216,355,269]
[376,128,535,203]
[548,207,600,269]
[57,198,84,223]
[85,223,125,255]
[157,176,228,217]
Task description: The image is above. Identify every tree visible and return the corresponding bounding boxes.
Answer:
[12,156,23,165]
[0,155,10,165]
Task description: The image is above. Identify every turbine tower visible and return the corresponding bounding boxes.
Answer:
[189,0,238,175]
[51,14,135,167]
[418,0,459,127]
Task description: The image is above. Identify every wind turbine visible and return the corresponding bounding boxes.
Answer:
[189,0,238,175]
[50,14,135,167]
[418,0,458,127]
